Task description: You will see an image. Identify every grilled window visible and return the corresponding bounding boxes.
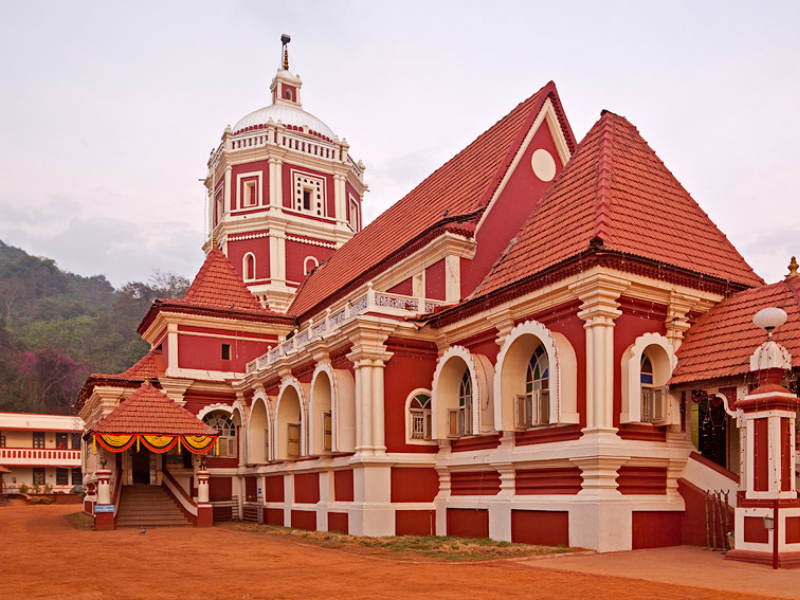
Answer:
[408,393,432,440]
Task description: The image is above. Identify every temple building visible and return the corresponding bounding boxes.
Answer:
[76,37,800,560]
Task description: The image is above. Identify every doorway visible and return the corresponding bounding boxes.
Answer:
[132,449,150,484]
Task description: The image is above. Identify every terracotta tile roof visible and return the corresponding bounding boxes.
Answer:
[91,382,216,435]
[179,248,263,311]
[671,276,800,384]
[88,348,166,382]
[475,111,764,297]
[288,81,575,318]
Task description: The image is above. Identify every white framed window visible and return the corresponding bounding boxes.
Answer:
[448,371,473,437]
[406,391,433,442]
[203,412,237,458]
[348,195,360,232]
[243,253,256,281]
[640,354,666,424]
[514,344,550,429]
[292,172,326,216]
[242,180,258,207]
[304,256,319,276]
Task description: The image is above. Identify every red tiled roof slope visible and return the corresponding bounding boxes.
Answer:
[671,276,800,384]
[476,111,763,296]
[288,81,575,318]
[91,382,216,435]
[88,348,166,381]
[179,248,263,311]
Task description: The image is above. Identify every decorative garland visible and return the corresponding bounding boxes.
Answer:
[93,433,218,455]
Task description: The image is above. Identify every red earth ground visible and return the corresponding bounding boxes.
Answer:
[0,504,787,600]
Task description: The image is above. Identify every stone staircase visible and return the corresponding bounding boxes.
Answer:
[116,484,192,528]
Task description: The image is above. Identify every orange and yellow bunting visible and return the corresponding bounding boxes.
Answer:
[95,434,136,453]
[92,433,218,455]
[180,435,217,454]
[141,435,179,453]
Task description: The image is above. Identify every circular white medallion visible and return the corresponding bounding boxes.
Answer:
[531,148,556,182]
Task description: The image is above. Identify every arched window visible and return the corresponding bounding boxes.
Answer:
[515,344,549,428]
[203,412,236,458]
[408,393,432,440]
[243,253,256,281]
[304,256,319,276]
[640,354,664,423]
[449,371,473,437]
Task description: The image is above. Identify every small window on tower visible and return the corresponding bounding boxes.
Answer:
[221,343,231,361]
[302,189,311,210]
[285,90,292,100]
[243,180,258,207]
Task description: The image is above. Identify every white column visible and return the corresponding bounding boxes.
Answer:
[371,359,386,454]
[268,158,280,208]
[196,471,210,503]
[223,166,232,214]
[334,173,347,224]
[96,469,112,505]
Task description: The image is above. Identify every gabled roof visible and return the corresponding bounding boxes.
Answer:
[90,348,166,382]
[288,81,576,318]
[91,382,215,435]
[181,248,263,310]
[671,275,800,385]
[76,348,167,410]
[137,249,293,334]
[475,111,764,297]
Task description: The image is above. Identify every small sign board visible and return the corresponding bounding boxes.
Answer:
[95,504,114,513]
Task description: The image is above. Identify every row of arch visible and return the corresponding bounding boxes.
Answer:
[429,321,678,437]
[242,253,320,282]
[201,321,679,464]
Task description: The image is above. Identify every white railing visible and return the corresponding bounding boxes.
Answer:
[245,287,446,374]
[0,447,81,466]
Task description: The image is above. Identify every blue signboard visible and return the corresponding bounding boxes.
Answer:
[95,504,114,513]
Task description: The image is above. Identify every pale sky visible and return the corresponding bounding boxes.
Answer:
[0,1,798,287]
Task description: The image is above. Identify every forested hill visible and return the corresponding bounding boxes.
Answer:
[0,240,189,415]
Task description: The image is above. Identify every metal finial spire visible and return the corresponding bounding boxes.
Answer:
[787,256,799,279]
[281,33,291,70]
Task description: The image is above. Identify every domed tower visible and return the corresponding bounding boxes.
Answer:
[203,35,367,312]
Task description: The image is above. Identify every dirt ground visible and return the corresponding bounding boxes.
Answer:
[0,504,788,600]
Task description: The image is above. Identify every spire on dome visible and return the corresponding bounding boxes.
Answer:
[280,33,290,70]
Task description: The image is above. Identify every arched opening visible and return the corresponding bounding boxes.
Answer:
[406,390,433,442]
[621,333,676,424]
[310,370,332,454]
[494,321,577,431]
[231,407,245,465]
[432,352,473,439]
[203,411,237,458]
[243,253,256,281]
[639,344,670,423]
[304,256,319,276]
[247,398,269,464]
[276,386,303,460]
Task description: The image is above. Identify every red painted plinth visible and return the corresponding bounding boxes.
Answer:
[726,549,800,568]
[197,505,213,527]
[94,512,114,531]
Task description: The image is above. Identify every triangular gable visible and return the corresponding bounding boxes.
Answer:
[288,81,576,319]
[91,382,215,435]
[476,111,764,297]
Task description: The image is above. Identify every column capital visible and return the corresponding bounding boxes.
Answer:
[570,271,629,326]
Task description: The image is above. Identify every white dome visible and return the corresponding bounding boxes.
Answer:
[233,104,336,139]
